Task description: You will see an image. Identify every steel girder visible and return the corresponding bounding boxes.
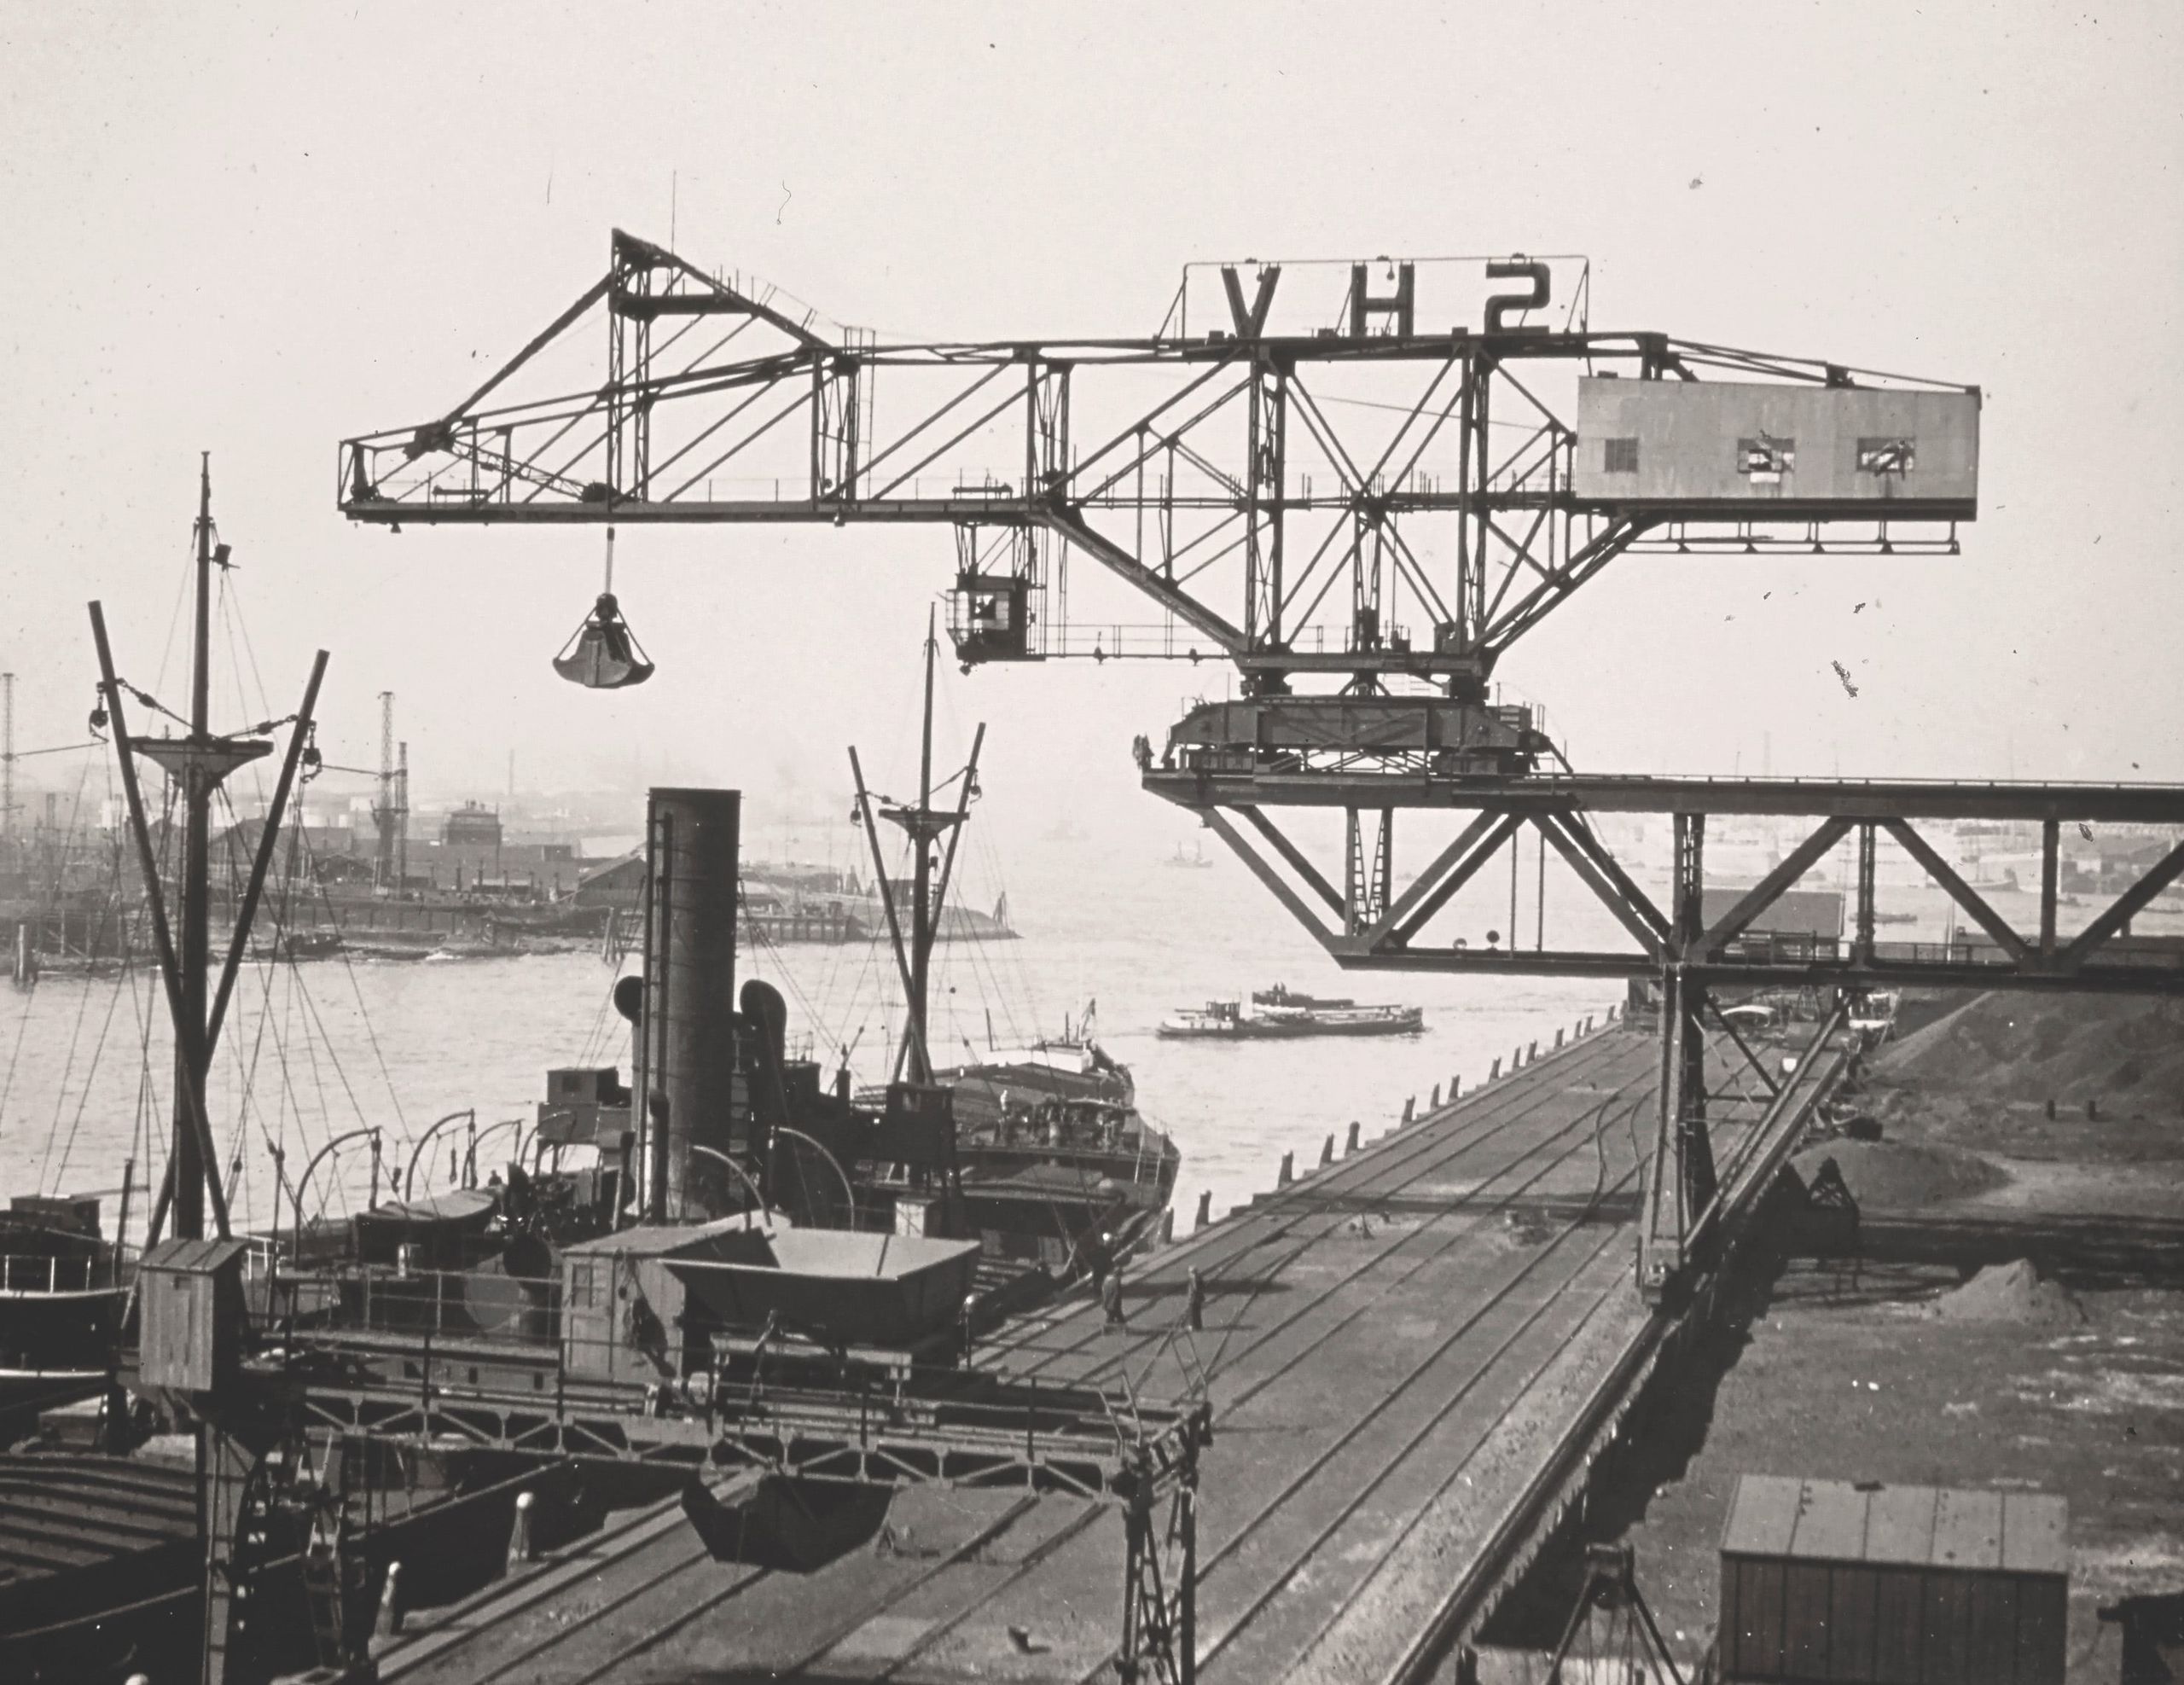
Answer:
[1179,778,2184,1296]
[340,231,1970,697]
[270,1349,1206,1504]
[1146,768,2184,825]
[1164,784,2184,995]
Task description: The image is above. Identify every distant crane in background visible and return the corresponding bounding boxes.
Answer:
[372,689,409,892]
[2,671,14,845]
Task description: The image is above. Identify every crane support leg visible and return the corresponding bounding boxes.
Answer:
[1118,1452,1198,1684]
[1641,815,1716,1299]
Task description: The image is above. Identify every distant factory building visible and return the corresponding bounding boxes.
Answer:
[441,800,503,849]
[572,852,645,911]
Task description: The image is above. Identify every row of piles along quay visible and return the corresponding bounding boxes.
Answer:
[361,1002,1848,1685]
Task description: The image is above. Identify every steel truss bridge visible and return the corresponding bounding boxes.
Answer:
[338,229,2184,1303]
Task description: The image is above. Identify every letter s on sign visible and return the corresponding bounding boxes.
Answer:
[1484,259,1551,334]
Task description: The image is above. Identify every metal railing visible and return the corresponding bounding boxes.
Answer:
[261,1264,563,1348]
[0,1252,125,1293]
[267,1280,1205,1506]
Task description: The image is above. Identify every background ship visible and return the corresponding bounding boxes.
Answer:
[1160,986,1425,1040]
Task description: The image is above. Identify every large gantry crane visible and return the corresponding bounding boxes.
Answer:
[341,230,2184,1298]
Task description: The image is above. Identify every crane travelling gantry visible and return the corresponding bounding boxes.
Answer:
[339,229,2184,1298]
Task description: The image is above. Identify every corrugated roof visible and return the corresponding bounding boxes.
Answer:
[1721,1476,2068,1575]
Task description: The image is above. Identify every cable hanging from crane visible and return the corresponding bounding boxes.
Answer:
[553,526,653,689]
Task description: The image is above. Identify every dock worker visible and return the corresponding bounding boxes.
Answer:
[1101,1258,1127,1330]
[1183,1266,1205,1332]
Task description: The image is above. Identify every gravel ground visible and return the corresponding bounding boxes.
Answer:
[1473,988,2184,1684]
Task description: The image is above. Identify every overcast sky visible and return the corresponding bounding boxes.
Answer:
[2,1,2178,857]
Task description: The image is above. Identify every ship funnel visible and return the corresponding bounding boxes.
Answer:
[638,787,740,1219]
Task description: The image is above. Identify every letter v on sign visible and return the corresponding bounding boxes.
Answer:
[1220,265,1281,338]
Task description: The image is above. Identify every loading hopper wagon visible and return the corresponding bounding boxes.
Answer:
[667,1227,983,1351]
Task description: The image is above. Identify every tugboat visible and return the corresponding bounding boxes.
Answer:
[845,619,1180,1283]
[926,1010,1176,1281]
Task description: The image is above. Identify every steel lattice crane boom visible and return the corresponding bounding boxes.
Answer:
[335,230,2184,1298]
[340,231,1976,707]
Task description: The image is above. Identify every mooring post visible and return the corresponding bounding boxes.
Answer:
[1346,1120,1361,1154]
[375,1560,404,1638]
[507,1490,536,1569]
[1194,1189,1212,1230]
[1490,1056,1502,1079]
[1319,1134,1334,1167]
[1277,1151,1293,1188]
[1528,1039,1538,1061]
[1431,1083,1441,1108]
[1555,1027,1565,1049]
[1159,1210,1176,1245]
[1402,1095,1415,1123]
[1450,1075,1461,1101]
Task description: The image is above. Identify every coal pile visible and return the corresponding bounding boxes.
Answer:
[1879,995,2184,1109]
[1926,1258,2085,1328]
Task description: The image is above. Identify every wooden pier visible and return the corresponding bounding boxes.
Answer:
[368,1018,1801,1685]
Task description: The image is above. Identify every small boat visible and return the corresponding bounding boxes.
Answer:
[1166,838,1213,869]
[1159,995,1424,1040]
[1252,984,1355,1009]
[0,1197,128,1423]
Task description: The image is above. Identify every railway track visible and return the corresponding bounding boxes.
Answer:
[386,1026,1670,1685]
[985,1028,1648,1386]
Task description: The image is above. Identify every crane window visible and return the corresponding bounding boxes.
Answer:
[1856,437,1915,475]
[1736,437,1795,483]
[1603,437,1639,474]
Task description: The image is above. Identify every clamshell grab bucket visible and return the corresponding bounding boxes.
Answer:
[553,591,654,689]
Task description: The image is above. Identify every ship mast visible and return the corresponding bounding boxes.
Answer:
[90,456,328,1242]
[909,613,938,1083]
[848,609,985,1087]
[176,459,216,1238]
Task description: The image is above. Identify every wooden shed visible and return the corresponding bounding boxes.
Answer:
[136,1237,251,1394]
[1719,1475,2068,1685]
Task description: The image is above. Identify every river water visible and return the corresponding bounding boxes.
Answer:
[15,813,2120,1246]
[0,828,1626,1246]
